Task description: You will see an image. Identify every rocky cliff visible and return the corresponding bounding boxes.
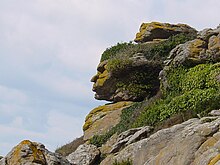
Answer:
[1,22,220,165]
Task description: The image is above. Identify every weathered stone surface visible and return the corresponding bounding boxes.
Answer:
[110,126,153,153]
[167,25,220,68]
[197,28,218,41]
[92,54,162,102]
[0,140,70,165]
[83,101,132,140]
[210,109,220,116]
[66,144,100,165]
[101,117,220,165]
[100,134,118,155]
[167,39,207,67]
[134,22,197,43]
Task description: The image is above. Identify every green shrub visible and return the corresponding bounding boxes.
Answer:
[106,56,133,72]
[101,42,133,62]
[101,33,195,63]
[115,66,161,101]
[134,63,220,127]
[113,159,133,165]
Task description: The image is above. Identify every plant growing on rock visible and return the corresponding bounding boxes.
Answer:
[133,63,220,127]
[113,159,133,165]
[101,42,133,62]
[101,33,195,63]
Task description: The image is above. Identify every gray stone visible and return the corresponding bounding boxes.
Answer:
[66,144,100,165]
[197,28,218,41]
[110,126,153,153]
[127,126,153,145]
[209,109,220,116]
[101,117,220,165]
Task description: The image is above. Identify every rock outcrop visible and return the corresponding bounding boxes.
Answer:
[66,144,100,165]
[0,140,70,165]
[109,126,153,154]
[91,55,162,102]
[92,22,197,102]
[83,101,132,140]
[166,28,220,68]
[101,116,220,165]
[134,22,197,43]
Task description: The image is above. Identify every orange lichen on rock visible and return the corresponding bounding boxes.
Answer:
[83,102,132,140]
[6,140,46,165]
[135,22,197,43]
[208,154,220,165]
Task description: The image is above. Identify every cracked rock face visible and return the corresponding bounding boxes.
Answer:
[101,117,220,165]
[0,140,70,165]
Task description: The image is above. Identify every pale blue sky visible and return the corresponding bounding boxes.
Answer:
[0,0,220,156]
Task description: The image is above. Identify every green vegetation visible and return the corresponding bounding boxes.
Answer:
[115,65,162,101]
[113,159,133,165]
[106,56,133,72]
[55,136,84,156]
[134,63,220,127]
[101,42,133,62]
[101,33,195,63]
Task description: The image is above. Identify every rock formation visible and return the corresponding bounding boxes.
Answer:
[83,101,132,140]
[66,144,100,165]
[101,115,220,165]
[1,22,220,165]
[0,140,71,165]
[134,22,197,43]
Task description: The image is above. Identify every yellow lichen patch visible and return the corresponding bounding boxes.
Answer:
[197,137,217,154]
[188,39,206,57]
[208,36,220,52]
[83,119,93,131]
[208,154,220,165]
[84,104,127,140]
[7,140,46,165]
[83,102,132,131]
[95,70,109,87]
[135,22,196,43]
[135,22,179,42]
[11,140,30,164]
